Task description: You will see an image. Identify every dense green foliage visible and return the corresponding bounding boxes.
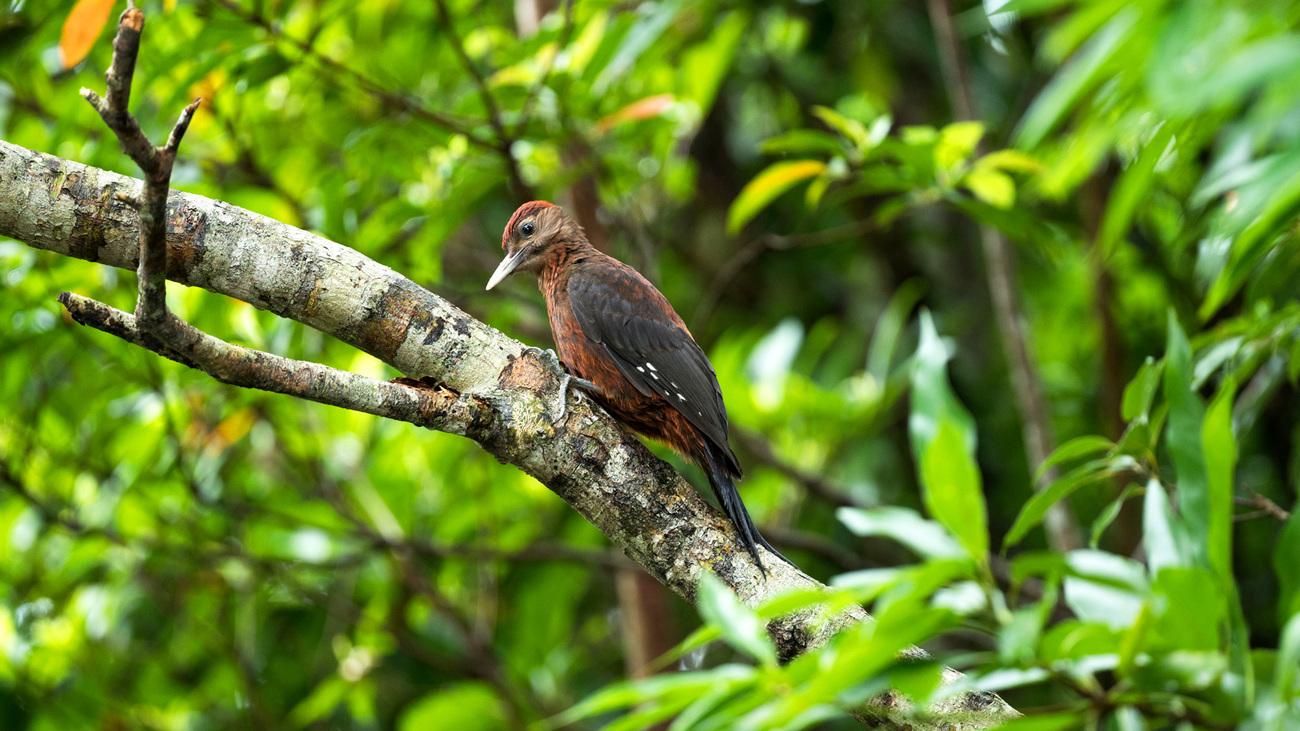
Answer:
[2,0,1300,728]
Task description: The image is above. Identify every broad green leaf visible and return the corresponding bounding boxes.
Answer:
[936,121,985,170]
[1163,311,1210,567]
[963,167,1016,209]
[909,312,988,561]
[726,160,827,233]
[978,149,1043,174]
[1202,377,1237,579]
[1015,9,1137,148]
[1277,612,1300,701]
[1097,123,1176,256]
[909,311,976,451]
[836,506,965,559]
[1149,567,1226,652]
[920,420,989,559]
[1276,505,1300,623]
[1063,550,1149,628]
[679,10,747,110]
[696,573,777,667]
[592,0,684,93]
[398,682,508,731]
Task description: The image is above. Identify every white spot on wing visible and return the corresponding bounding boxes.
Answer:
[677,393,686,402]
[646,363,657,371]
[636,367,645,372]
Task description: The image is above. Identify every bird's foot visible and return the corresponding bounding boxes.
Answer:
[522,346,597,425]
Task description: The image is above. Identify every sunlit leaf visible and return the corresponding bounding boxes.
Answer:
[963,167,1016,209]
[726,160,826,233]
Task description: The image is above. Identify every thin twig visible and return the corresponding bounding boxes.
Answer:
[1234,491,1290,521]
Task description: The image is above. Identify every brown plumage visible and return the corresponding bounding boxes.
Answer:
[486,201,791,574]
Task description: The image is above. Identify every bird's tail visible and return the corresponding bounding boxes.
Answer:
[700,443,796,576]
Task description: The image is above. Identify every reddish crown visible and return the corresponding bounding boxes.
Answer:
[502,200,557,248]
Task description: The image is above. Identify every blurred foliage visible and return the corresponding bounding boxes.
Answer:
[2,0,1299,728]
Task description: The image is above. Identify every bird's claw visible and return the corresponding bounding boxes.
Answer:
[522,346,595,426]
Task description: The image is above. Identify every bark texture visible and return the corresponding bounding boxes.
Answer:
[0,139,1016,728]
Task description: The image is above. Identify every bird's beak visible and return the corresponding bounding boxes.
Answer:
[486,246,528,290]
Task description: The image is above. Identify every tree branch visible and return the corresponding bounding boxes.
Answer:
[1,133,1017,727]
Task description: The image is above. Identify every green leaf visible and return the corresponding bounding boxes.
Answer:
[1121,357,1163,422]
[1097,123,1176,256]
[919,420,989,559]
[978,149,1043,174]
[1036,435,1116,483]
[696,574,777,666]
[726,160,827,233]
[1005,456,1135,549]
[1015,9,1137,147]
[909,311,988,561]
[1063,550,1149,628]
[1149,567,1225,652]
[398,682,508,731]
[1163,311,1210,567]
[1277,612,1300,701]
[592,0,684,94]
[811,106,871,155]
[936,121,985,170]
[963,167,1016,209]
[1202,377,1237,579]
[984,713,1087,731]
[1275,504,1300,623]
[836,506,965,560]
[1090,482,1140,549]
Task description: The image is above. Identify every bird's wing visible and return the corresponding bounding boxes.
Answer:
[567,263,735,463]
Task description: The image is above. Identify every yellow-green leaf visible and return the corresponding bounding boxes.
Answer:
[964,167,1017,209]
[726,160,826,233]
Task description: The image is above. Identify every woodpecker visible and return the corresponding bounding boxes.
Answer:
[486,201,790,575]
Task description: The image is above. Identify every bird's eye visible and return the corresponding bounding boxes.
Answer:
[520,221,535,237]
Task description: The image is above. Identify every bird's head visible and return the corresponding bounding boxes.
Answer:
[487,201,578,290]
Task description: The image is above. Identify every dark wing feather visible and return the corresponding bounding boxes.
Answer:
[568,264,737,472]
